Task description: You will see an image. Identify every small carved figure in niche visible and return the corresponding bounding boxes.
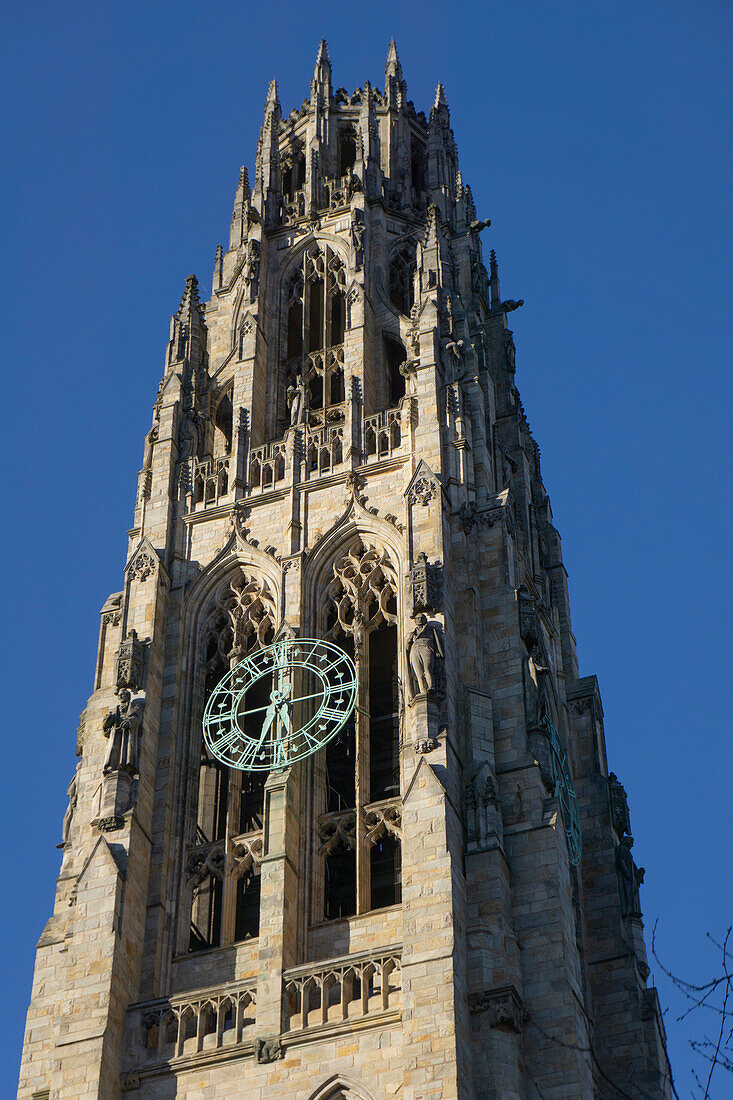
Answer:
[102,689,145,776]
[177,414,197,460]
[525,642,551,731]
[608,772,632,839]
[615,835,645,919]
[407,613,444,696]
[504,329,516,372]
[350,208,365,268]
[286,373,305,426]
[58,763,80,848]
[253,1036,282,1064]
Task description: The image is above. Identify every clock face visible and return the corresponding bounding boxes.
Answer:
[203,638,357,772]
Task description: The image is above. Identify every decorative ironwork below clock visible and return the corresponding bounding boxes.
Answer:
[203,638,357,772]
[544,716,582,866]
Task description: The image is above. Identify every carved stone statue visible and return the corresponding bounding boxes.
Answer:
[102,689,145,776]
[253,1036,282,1064]
[525,642,551,731]
[286,374,305,426]
[407,613,444,697]
[59,764,80,848]
[615,835,645,919]
[504,328,516,372]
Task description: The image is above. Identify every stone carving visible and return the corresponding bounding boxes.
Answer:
[204,572,276,664]
[102,609,122,628]
[407,614,444,698]
[325,541,398,645]
[120,1073,140,1092]
[408,551,442,615]
[615,835,644,919]
[75,707,87,757]
[317,810,357,856]
[129,550,156,582]
[187,842,226,887]
[350,208,365,268]
[231,833,263,877]
[103,689,145,776]
[286,373,305,425]
[253,1036,282,1064]
[364,801,402,845]
[230,502,251,541]
[58,764,80,849]
[459,500,504,534]
[468,985,526,1032]
[177,413,198,460]
[524,642,552,732]
[243,239,260,300]
[407,474,436,507]
[608,772,632,839]
[464,761,502,850]
[414,735,438,754]
[115,630,146,692]
[504,328,516,372]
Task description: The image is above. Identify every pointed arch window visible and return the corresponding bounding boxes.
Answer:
[315,541,403,922]
[185,571,276,954]
[282,243,347,423]
[389,245,416,316]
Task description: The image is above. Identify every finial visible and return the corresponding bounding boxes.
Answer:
[177,274,201,316]
[434,83,448,109]
[316,38,331,65]
[490,249,498,278]
[265,78,279,109]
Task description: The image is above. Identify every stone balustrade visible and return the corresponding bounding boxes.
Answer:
[283,947,402,1032]
[130,979,257,1066]
[191,455,229,507]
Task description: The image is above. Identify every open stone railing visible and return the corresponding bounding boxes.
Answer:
[283,946,402,1032]
[191,455,229,507]
[363,405,403,461]
[249,439,287,490]
[132,979,257,1064]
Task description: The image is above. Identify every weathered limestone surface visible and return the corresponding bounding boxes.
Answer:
[18,40,673,1100]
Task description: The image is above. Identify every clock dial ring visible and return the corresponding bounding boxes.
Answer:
[203,638,357,772]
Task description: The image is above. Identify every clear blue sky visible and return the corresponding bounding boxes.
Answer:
[2,0,732,1092]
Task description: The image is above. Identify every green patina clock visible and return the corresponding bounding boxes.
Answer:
[203,638,357,772]
[544,716,582,866]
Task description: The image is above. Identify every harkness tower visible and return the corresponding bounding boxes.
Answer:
[19,41,673,1100]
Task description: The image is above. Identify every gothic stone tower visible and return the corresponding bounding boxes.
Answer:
[19,41,673,1100]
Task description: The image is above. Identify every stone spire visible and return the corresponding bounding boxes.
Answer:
[167,274,206,369]
[230,164,253,248]
[385,39,406,109]
[255,79,281,229]
[489,249,501,308]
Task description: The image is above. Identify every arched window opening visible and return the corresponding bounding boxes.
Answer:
[234,870,261,941]
[214,391,233,455]
[331,289,345,346]
[384,335,407,407]
[321,542,401,919]
[187,572,276,954]
[389,247,416,316]
[325,846,357,921]
[368,623,400,802]
[294,152,306,191]
[339,126,357,175]
[281,244,347,431]
[282,161,293,198]
[189,875,223,952]
[309,276,325,352]
[411,138,426,195]
[330,362,345,405]
[287,286,304,361]
[370,834,402,909]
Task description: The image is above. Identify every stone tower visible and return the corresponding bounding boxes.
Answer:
[18,41,673,1100]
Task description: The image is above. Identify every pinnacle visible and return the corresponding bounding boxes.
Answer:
[265,78,279,107]
[434,83,448,109]
[316,38,331,65]
[177,274,200,315]
[238,165,249,189]
[386,39,400,66]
